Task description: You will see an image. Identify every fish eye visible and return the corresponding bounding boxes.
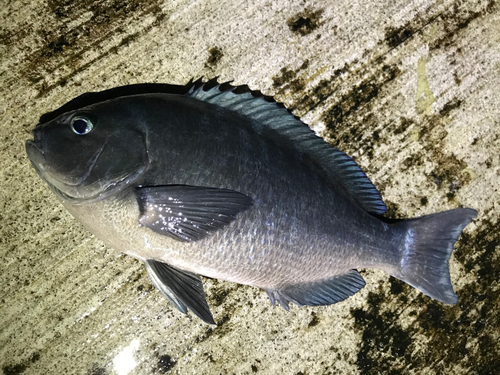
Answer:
[70,116,94,135]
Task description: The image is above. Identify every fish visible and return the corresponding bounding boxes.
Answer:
[25,79,477,324]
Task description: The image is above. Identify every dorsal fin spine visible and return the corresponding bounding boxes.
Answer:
[186,81,387,215]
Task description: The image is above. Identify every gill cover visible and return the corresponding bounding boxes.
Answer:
[26,101,149,203]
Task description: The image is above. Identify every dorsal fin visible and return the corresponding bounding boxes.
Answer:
[187,80,387,215]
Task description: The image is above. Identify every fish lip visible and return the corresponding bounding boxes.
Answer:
[25,139,46,177]
[26,139,44,156]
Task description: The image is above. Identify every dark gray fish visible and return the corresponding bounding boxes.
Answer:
[26,79,477,324]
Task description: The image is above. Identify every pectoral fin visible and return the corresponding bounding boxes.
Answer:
[144,259,215,324]
[265,270,366,310]
[136,185,253,242]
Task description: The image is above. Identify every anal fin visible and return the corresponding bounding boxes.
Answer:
[265,270,366,310]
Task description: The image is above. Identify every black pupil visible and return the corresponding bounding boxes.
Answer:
[73,119,90,134]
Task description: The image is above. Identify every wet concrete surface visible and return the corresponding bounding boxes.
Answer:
[1,0,499,374]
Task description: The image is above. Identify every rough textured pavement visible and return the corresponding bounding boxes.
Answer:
[1,1,499,374]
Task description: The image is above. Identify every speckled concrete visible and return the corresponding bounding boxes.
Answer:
[1,1,499,374]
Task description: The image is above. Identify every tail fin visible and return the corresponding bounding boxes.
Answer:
[392,208,477,304]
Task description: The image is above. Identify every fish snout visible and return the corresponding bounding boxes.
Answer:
[26,127,45,156]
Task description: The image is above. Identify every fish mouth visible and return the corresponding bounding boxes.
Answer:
[26,139,44,158]
[26,139,146,204]
[26,140,47,177]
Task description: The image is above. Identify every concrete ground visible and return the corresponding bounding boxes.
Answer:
[1,0,499,374]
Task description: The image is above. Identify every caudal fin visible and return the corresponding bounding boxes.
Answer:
[392,207,477,304]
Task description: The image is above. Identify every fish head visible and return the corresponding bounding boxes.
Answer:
[26,99,149,204]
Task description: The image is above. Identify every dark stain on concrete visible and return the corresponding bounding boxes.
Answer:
[351,289,413,374]
[287,9,324,36]
[210,287,230,307]
[41,33,76,57]
[2,352,40,375]
[308,312,320,328]
[419,114,471,199]
[351,218,499,374]
[320,64,401,159]
[206,47,223,67]
[21,0,164,97]
[382,1,496,52]
[439,99,463,117]
[0,29,12,46]
[90,0,144,25]
[272,60,309,94]
[402,153,424,169]
[429,0,496,51]
[3,362,27,375]
[432,161,466,200]
[207,279,243,308]
[385,25,414,48]
[87,363,107,375]
[388,276,405,298]
[201,351,216,364]
[47,0,88,19]
[293,66,346,112]
[157,354,176,373]
[385,99,471,206]
[393,117,414,135]
[271,56,402,166]
[273,67,298,88]
[324,77,379,127]
[383,200,402,220]
[195,314,232,344]
[193,280,240,342]
[0,20,32,47]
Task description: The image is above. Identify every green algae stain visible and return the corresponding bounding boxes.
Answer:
[416,56,435,116]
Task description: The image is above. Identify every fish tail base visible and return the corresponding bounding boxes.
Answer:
[391,207,477,304]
